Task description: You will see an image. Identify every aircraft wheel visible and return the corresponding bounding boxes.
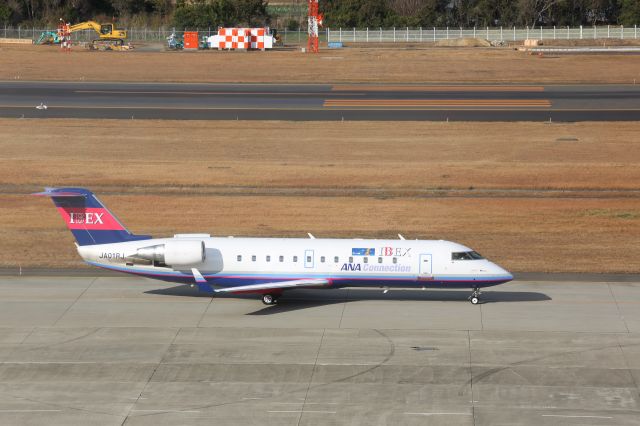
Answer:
[262,294,278,305]
[470,296,479,305]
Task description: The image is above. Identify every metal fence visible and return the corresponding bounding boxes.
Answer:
[326,25,640,43]
[4,25,639,44]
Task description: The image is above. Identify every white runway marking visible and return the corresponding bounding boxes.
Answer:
[542,414,613,419]
[405,412,472,416]
[131,410,201,413]
[268,410,336,414]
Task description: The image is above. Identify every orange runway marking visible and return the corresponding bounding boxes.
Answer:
[324,99,552,108]
[332,85,546,92]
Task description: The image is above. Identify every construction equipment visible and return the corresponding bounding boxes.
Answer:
[166,31,184,50]
[35,31,62,45]
[271,29,283,46]
[68,21,130,50]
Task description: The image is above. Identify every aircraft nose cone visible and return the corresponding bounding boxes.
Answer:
[492,263,513,282]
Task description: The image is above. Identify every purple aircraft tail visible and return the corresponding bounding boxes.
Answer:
[33,187,151,246]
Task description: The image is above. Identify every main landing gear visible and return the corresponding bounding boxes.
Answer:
[469,287,481,305]
[262,293,279,305]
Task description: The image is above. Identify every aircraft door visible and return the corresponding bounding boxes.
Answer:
[304,250,314,268]
[418,254,433,279]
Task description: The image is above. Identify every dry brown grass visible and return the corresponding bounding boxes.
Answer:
[7,194,640,273]
[2,44,640,83]
[1,119,639,272]
[0,120,638,191]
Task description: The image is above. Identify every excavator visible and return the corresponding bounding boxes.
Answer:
[35,30,62,45]
[68,21,131,50]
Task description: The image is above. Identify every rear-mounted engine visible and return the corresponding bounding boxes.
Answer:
[134,240,205,266]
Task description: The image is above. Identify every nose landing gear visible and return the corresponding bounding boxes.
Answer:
[469,287,481,305]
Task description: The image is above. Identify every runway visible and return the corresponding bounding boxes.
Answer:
[0,275,638,425]
[2,81,640,121]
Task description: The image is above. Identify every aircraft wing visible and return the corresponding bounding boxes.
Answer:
[214,278,330,294]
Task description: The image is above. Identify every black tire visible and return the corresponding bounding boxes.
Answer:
[262,294,276,305]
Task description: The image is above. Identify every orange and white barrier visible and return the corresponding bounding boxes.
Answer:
[59,21,71,52]
[207,28,274,50]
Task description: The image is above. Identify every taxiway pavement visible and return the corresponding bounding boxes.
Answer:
[2,81,640,121]
[0,275,638,425]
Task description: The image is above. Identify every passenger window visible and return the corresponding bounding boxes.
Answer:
[320,256,325,263]
[252,255,256,262]
[266,255,271,262]
[392,257,397,264]
[334,256,339,263]
[349,256,353,263]
[293,256,298,262]
[237,255,242,262]
[364,257,368,264]
[378,257,383,264]
[279,255,284,262]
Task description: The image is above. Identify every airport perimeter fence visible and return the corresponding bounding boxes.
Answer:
[3,25,639,45]
[326,25,640,43]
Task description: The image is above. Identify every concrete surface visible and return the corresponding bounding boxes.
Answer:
[3,81,640,121]
[0,276,638,425]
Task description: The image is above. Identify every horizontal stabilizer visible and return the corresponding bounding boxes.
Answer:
[214,278,330,294]
[32,188,86,197]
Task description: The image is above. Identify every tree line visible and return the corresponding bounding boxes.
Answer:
[323,0,640,28]
[1,0,639,29]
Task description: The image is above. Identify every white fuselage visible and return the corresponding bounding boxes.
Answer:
[78,235,513,289]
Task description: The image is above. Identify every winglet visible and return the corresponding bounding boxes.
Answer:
[191,268,207,283]
[191,268,213,293]
[398,234,406,240]
[307,233,315,239]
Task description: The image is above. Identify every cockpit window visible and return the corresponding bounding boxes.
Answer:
[452,251,484,261]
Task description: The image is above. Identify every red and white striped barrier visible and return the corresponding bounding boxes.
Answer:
[220,28,249,49]
[207,28,274,50]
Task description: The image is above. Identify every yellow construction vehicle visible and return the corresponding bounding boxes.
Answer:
[68,21,130,50]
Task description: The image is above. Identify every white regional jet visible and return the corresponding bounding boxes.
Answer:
[35,188,513,305]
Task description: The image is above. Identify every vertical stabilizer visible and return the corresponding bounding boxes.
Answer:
[33,187,151,246]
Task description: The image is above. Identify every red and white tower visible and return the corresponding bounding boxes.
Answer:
[307,0,322,53]
[58,19,71,52]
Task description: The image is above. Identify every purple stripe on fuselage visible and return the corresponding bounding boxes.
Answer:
[87,262,511,289]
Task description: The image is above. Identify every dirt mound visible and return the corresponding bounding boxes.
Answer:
[435,37,491,47]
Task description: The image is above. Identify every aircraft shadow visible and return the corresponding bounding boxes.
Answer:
[145,286,552,315]
[246,289,552,315]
